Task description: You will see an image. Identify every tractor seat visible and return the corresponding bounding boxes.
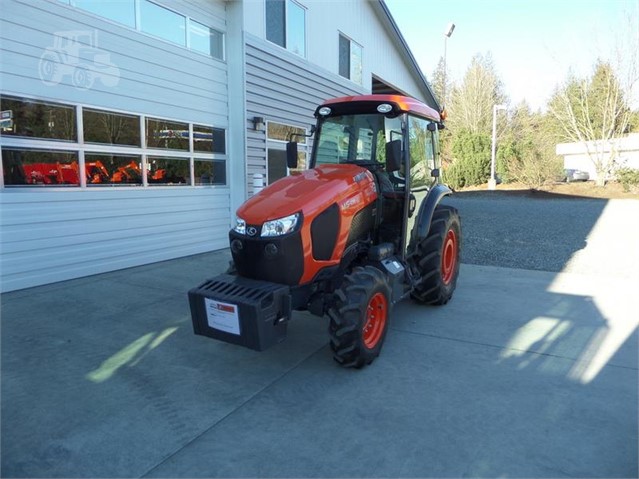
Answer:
[374,170,394,193]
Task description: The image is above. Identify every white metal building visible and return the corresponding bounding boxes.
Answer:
[557,133,639,181]
[0,0,438,292]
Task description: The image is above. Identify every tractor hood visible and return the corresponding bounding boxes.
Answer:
[237,164,378,224]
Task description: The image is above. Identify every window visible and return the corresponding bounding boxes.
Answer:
[85,154,142,186]
[408,116,436,188]
[146,118,189,150]
[267,122,306,144]
[338,35,349,79]
[75,0,136,28]
[189,20,224,59]
[0,96,76,141]
[265,0,285,47]
[314,114,402,166]
[266,121,307,183]
[267,150,288,184]
[140,0,187,47]
[195,160,226,185]
[265,0,306,57]
[286,1,305,57]
[58,1,222,58]
[338,34,362,85]
[147,157,189,185]
[315,122,344,164]
[193,125,226,153]
[2,149,80,186]
[1,97,227,188]
[59,0,223,59]
[83,109,140,146]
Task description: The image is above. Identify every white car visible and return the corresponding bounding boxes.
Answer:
[565,169,589,182]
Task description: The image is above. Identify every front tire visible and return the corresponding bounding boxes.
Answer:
[410,205,461,305]
[328,266,391,368]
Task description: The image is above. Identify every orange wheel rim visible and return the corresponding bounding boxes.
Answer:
[441,229,457,285]
[362,292,388,349]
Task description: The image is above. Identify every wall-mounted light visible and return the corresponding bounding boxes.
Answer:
[252,116,265,132]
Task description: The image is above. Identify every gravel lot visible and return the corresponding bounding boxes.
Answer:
[442,191,639,276]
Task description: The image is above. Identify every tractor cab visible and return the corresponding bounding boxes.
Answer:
[287,95,444,259]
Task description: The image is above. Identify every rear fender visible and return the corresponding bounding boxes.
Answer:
[411,183,452,243]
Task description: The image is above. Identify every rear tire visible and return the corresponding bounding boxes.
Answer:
[328,266,391,368]
[410,205,461,305]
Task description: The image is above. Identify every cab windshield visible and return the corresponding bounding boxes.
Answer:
[314,114,403,168]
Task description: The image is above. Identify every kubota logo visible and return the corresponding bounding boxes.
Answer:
[39,30,120,91]
[341,196,359,210]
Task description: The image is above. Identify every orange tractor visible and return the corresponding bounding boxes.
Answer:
[13,159,168,185]
[22,162,80,185]
[188,95,461,368]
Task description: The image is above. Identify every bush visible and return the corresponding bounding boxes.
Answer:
[443,130,491,189]
[616,167,639,192]
[496,138,519,183]
[442,160,466,190]
[509,148,564,189]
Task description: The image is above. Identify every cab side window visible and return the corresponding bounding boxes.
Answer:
[408,116,436,188]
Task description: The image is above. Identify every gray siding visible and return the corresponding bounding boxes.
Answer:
[244,34,365,195]
[0,0,231,292]
[244,0,435,107]
[0,188,229,292]
[0,0,228,125]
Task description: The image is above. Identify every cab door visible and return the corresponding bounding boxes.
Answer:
[404,115,438,255]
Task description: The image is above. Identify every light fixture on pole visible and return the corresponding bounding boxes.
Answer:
[489,104,507,190]
[442,22,455,113]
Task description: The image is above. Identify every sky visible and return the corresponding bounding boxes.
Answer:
[385,0,639,111]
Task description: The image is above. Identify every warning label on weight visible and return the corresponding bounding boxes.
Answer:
[204,298,240,335]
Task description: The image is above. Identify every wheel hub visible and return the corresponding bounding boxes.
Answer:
[362,292,388,349]
[441,229,457,285]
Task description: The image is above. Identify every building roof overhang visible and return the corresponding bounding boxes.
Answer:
[371,1,440,112]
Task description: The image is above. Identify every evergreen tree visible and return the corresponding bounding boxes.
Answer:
[442,129,492,188]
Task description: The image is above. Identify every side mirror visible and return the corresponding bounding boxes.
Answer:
[431,168,440,178]
[286,141,298,169]
[427,122,437,132]
[385,139,402,173]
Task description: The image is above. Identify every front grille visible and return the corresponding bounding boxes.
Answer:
[311,203,339,260]
[229,230,304,285]
[346,203,375,246]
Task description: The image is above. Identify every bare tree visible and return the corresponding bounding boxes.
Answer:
[548,14,638,186]
[430,56,449,109]
[549,63,634,185]
[447,52,507,135]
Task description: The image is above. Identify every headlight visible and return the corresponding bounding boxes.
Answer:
[233,217,246,235]
[261,213,300,237]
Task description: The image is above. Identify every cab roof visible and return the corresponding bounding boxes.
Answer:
[320,94,441,122]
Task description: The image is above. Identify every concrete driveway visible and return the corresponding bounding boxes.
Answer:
[2,198,638,478]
